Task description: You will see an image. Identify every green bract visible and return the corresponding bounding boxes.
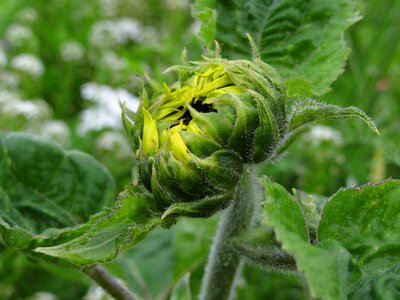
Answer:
[123,50,378,219]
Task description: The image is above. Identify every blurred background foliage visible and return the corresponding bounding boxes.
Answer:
[0,0,399,299]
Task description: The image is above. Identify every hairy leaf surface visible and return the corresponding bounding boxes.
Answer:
[0,133,161,266]
[0,132,115,250]
[318,180,400,281]
[264,179,400,299]
[36,186,161,265]
[194,0,359,97]
[263,179,349,300]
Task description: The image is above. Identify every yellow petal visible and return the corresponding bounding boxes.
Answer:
[142,108,159,155]
[169,130,189,162]
[196,74,232,96]
[187,120,204,135]
[157,107,180,120]
[161,108,187,122]
[207,86,243,98]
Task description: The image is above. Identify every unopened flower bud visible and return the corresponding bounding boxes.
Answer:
[123,50,378,219]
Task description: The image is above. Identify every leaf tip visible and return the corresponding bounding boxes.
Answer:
[34,246,64,259]
[348,106,380,135]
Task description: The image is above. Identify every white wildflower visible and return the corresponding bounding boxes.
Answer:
[5,24,33,47]
[101,52,126,71]
[95,131,131,159]
[308,125,343,145]
[77,82,139,135]
[0,71,20,89]
[30,292,57,300]
[84,285,113,300]
[1,99,52,120]
[36,120,70,147]
[117,19,142,43]
[89,19,142,48]
[89,20,119,48]
[77,107,121,135]
[0,90,20,103]
[80,82,139,112]
[11,54,44,77]
[60,40,85,62]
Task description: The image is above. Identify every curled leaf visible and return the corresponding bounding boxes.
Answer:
[278,99,379,154]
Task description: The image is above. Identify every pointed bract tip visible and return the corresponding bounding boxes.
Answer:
[246,33,260,60]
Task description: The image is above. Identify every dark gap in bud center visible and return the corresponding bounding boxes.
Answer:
[181,98,217,125]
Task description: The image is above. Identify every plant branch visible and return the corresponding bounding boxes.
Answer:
[199,165,260,300]
[231,238,297,274]
[83,265,137,300]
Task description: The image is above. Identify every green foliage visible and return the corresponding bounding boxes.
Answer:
[1,0,399,299]
[173,217,217,281]
[278,99,379,154]
[263,178,400,299]
[104,228,174,299]
[0,132,114,252]
[170,273,192,300]
[0,247,89,300]
[35,185,162,266]
[263,179,350,300]
[192,0,216,50]
[318,180,400,295]
[194,0,359,97]
[324,0,400,181]
[0,133,161,266]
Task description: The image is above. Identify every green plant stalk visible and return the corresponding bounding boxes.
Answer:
[199,165,259,300]
[83,265,137,300]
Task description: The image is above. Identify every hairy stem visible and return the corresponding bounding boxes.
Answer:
[199,165,259,300]
[231,239,297,274]
[83,265,137,300]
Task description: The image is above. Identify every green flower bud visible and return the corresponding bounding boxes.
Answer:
[123,49,378,219]
[128,56,286,217]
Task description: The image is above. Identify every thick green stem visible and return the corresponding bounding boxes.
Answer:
[199,165,259,300]
[83,265,137,300]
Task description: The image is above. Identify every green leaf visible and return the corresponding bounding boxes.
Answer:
[0,132,115,251]
[318,180,400,271]
[264,177,400,298]
[171,216,217,298]
[173,217,217,281]
[278,99,379,154]
[0,133,162,266]
[35,185,161,266]
[266,179,400,298]
[263,179,350,300]
[203,0,360,96]
[263,179,309,242]
[317,180,400,298]
[0,248,90,299]
[105,228,174,299]
[349,271,400,300]
[288,100,379,134]
[192,0,217,50]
